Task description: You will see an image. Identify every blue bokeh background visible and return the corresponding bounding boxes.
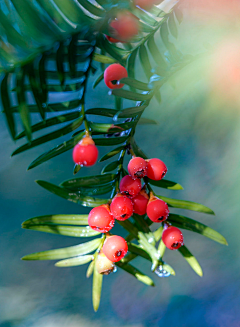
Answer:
[0,4,240,327]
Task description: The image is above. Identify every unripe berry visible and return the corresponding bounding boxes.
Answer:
[110,11,139,42]
[73,135,98,166]
[162,226,184,250]
[133,0,156,11]
[104,64,128,89]
[120,175,141,197]
[110,193,133,221]
[147,158,167,181]
[132,189,149,215]
[102,235,128,262]
[147,196,169,222]
[128,157,148,179]
[96,252,115,275]
[88,204,114,233]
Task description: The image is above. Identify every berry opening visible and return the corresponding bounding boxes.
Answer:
[135,169,144,178]
[162,170,167,178]
[111,79,118,85]
[115,250,122,257]
[172,242,179,248]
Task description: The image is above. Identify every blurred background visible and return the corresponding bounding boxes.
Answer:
[1,1,240,326]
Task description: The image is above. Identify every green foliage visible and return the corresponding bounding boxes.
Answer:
[56,255,93,267]
[178,245,203,277]
[22,238,102,260]
[156,195,215,214]
[92,259,103,312]
[116,261,155,286]
[0,0,227,312]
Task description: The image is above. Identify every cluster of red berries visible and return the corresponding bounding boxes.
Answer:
[87,156,184,272]
[72,135,184,271]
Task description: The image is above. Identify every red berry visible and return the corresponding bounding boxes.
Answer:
[132,190,149,215]
[162,226,184,250]
[88,204,114,233]
[104,63,128,89]
[120,175,141,197]
[110,11,139,42]
[73,136,98,166]
[110,194,133,221]
[133,0,156,10]
[102,235,128,262]
[105,35,124,43]
[147,158,167,181]
[146,196,169,222]
[128,157,148,179]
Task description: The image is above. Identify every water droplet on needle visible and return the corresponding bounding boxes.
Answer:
[154,264,171,278]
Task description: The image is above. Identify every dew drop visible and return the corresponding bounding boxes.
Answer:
[105,133,113,138]
[154,264,171,278]
[148,237,154,244]
[120,131,127,136]
[113,265,117,273]
[113,114,118,122]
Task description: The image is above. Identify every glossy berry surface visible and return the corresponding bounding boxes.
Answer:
[133,0,156,10]
[162,226,184,250]
[128,157,148,179]
[147,158,167,181]
[88,205,114,233]
[102,235,128,262]
[110,11,139,42]
[110,194,133,221]
[104,63,128,89]
[132,190,149,215]
[120,175,141,197]
[147,197,169,222]
[73,136,98,166]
